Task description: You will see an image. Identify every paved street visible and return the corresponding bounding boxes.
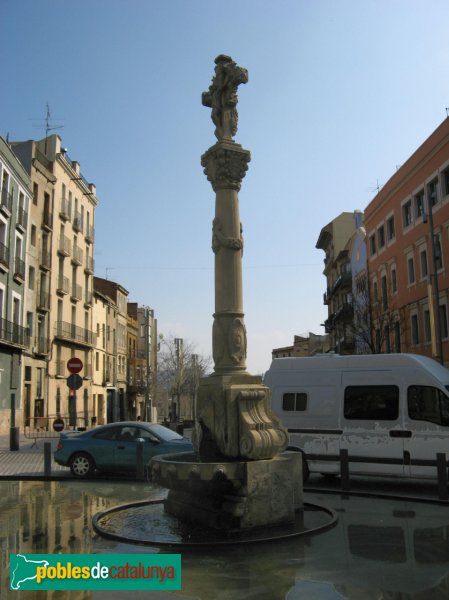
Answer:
[0,430,71,479]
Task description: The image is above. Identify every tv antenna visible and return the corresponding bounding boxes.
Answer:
[29,103,64,152]
[368,179,383,194]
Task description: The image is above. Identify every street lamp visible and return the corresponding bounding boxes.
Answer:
[424,189,444,365]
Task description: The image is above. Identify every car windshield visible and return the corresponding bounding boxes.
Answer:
[149,424,184,442]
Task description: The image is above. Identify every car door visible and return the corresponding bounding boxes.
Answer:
[404,384,449,479]
[340,371,406,477]
[113,425,141,470]
[90,425,122,470]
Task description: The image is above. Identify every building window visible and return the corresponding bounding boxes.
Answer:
[394,321,401,352]
[402,200,412,228]
[442,167,449,197]
[428,178,439,207]
[377,225,385,249]
[381,275,388,310]
[411,313,419,345]
[369,234,376,257]
[391,267,397,293]
[33,183,38,205]
[420,248,428,279]
[373,280,378,304]
[407,256,415,285]
[439,304,448,339]
[387,216,395,241]
[30,225,36,246]
[414,190,424,219]
[384,325,391,353]
[424,309,431,343]
[434,234,443,271]
[28,266,35,290]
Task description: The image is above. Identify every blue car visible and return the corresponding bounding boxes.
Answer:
[54,421,193,478]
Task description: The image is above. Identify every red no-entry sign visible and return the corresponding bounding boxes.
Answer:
[67,357,83,374]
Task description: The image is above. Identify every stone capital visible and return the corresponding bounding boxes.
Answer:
[201,141,251,192]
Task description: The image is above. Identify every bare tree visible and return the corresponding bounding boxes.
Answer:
[157,334,212,421]
[351,287,406,354]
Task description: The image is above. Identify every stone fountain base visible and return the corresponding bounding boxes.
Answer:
[150,451,302,531]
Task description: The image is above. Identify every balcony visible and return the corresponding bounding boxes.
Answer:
[34,336,50,356]
[334,302,354,323]
[16,208,28,231]
[13,257,25,282]
[85,225,94,244]
[85,255,94,273]
[0,242,9,269]
[72,244,83,266]
[0,318,30,348]
[0,188,13,215]
[71,283,82,302]
[55,320,94,346]
[37,288,51,311]
[58,236,71,256]
[57,275,70,295]
[73,212,83,233]
[40,250,51,270]
[59,197,71,221]
[84,291,93,307]
[42,209,53,231]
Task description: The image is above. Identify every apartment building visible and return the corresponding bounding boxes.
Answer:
[12,135,97,428]
[0,138,31,434]
[272,333,329,358]
[364,118,449,365]
[316,211,361,353]
[93,277,129,420]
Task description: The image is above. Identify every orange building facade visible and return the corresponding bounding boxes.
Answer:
[364,118,449,365]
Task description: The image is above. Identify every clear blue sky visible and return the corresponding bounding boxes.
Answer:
[2,0,449,373]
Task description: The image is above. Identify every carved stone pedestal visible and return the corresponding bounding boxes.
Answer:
[194,373,289,461]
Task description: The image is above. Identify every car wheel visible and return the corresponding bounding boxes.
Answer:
[69,453,95,478]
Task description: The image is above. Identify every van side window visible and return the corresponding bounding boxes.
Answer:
[408,386,449,427]
[344,386,399,420]
[282,393,307,412]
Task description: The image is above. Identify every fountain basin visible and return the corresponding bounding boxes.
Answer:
[150,450,303,531]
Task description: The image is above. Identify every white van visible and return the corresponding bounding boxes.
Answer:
[264,353,449,480]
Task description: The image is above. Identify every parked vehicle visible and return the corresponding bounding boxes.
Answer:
[264,353,449,481]
[54,421,193,478]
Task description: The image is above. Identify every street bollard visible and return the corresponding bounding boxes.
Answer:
[136,442,144,480]
[340,449,350,492]
[436,453,448,501]
[44,442,52,478]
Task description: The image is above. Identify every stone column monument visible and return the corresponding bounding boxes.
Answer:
[151,55,302,531]
[195,55,289,463]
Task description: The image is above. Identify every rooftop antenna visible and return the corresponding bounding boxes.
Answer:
[368,179,383,194]
[446,107,449,117]
[29,102,64,153]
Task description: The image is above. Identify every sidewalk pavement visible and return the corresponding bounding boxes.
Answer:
[0,430,72,479]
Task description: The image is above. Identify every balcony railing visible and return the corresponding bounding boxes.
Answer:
[57,275,70,294]
[59,197,71,221]
[37,289,51,311]
[0,318,29,347]
[72,244,83,265]
[58,236,71,256]
[73,212,83,233]
[0,242,9,268]
[71,283,82,301]
[85,225,94,244]
[14,257,25,281]
[0,188,13,214]
[17,208,28,230]
[42,209,53,230]
[85,255,94,273]
[34,336,50,355]
[41,250,51,270]
[55,321,94,346]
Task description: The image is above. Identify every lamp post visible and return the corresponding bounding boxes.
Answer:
[424,190,444,365]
